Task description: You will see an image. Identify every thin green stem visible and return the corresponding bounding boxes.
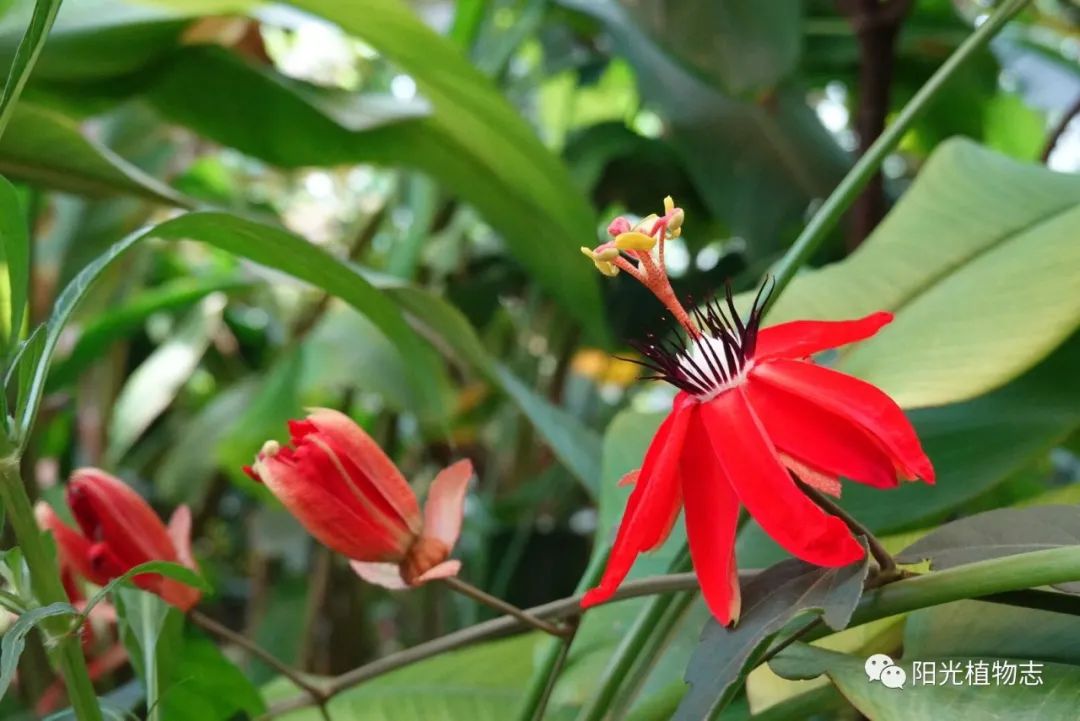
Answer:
[515,548,609,721]
[767,0,1030,302]
[525,617,580,721]
[0,457,102,721]
[575,548,693,721]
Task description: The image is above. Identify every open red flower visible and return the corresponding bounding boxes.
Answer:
[580,199,934,625]
[36,469,201,611]
[245,408,474,589]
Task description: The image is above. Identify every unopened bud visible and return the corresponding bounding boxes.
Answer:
[607,217,631,237]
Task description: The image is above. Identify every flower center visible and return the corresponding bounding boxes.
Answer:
[581,197,772,400]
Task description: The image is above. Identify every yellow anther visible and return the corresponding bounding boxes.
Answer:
[594,259,619,276]
[667,208,684,234]
[595,247,620,261]
[615,231,657,252]
[580,246,598,260]
[664,195,675,213]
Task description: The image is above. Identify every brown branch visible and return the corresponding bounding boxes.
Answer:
[839,0,913,248]
[1041,93,1080,163]
[441,576,571,638]
[259,572,709,719]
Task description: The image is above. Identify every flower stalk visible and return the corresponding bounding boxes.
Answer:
[0,455,102,721]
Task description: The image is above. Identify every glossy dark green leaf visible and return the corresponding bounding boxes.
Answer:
[896,506,1080,593]
[676,553,869,720]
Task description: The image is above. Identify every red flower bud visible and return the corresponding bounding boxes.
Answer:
[60,469,200,611]
[247,408,473,589]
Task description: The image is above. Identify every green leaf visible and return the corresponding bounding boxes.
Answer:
[676,553,870,720]
[618,0,800,96]
[0,0,63,139]
[263,635,538,720]
[106,295,225,462]
[563,0,846,259]
[47,275,248,389]
[767,139,1080,408]
[904,600,1080,665]
[896,506,1080,594]
[115,588,170,721]
[0,175,27,350]
[0,601,77,700]
[771,643,1080,721]
[0,103,194,205]
[18,211,444,446]
[279,0,605,336]
[78,560,209,628]
[115,586,266,720]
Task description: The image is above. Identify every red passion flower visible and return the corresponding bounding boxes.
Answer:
[246,408,474,589]
[37,469,201,611]
[580,198,934,625]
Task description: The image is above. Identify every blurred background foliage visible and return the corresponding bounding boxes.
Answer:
[0,0,1079,719]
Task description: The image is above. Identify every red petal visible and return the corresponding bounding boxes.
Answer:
[68,470,178,570]
[752,360,935,483]
[754,312,892,361]
[258,445,414,561]
[778,453,842,498]
[680,410,741,625]
[581,395,693,608]
[744,379,898,489]
[306,408,422,533]
[700,389,864,567]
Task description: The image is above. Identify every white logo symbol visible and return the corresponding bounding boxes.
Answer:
[865,654,904,690]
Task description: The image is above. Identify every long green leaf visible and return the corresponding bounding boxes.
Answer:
[284,0,604,337]
[0,601,77,700]
[47,275,248,389]
[765,139,1080,408]
[106,296,224,462]
[0,103,194,206]
[0,0,64,139]
[18,212,444,447]
[0,175,28,351]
